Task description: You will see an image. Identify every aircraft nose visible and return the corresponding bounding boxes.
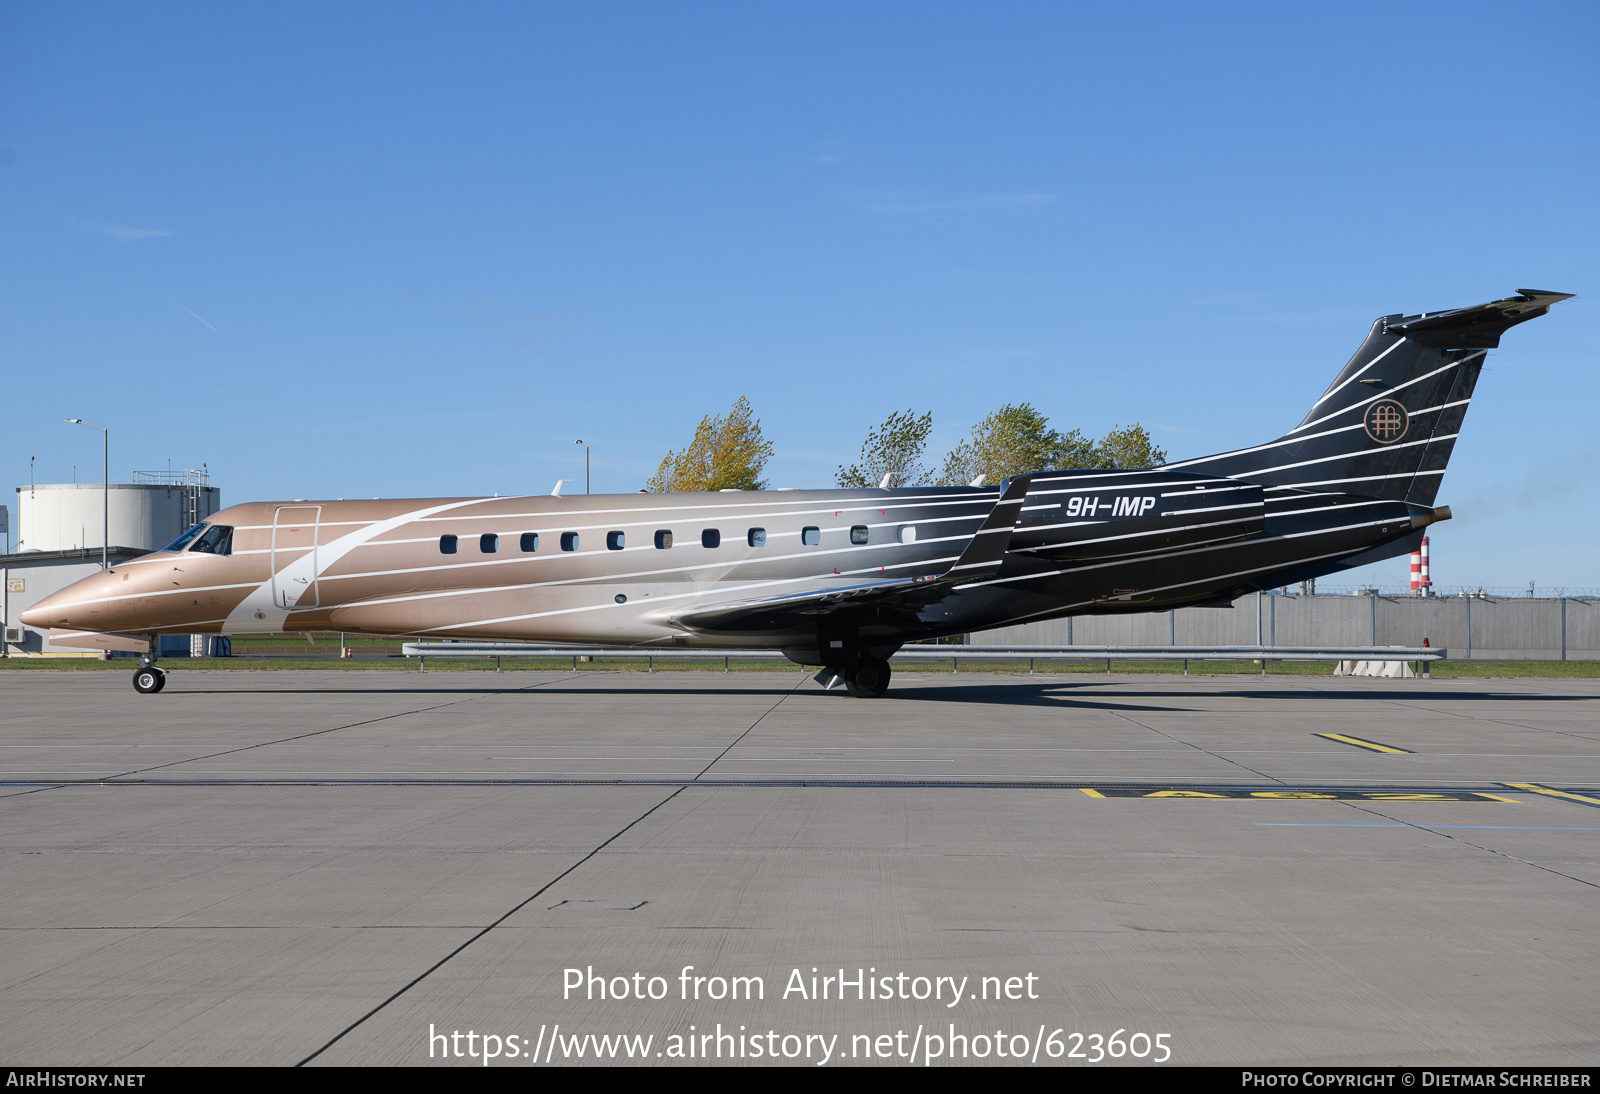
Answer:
[20,574,109,630]
[20,591,70,629]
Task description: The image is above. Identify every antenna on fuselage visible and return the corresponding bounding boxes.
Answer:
[878,472,894,489]
[551,479,570,497]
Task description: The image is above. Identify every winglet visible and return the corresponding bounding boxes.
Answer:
[945,474,1031,579]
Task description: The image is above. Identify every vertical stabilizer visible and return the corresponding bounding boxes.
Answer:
[1168,290,1571,505]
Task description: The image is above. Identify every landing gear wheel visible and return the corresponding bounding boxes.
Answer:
[844,657,891,699]
[132,666,166,694]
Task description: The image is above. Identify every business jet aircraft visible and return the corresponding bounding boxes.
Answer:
[24,289,1569,697]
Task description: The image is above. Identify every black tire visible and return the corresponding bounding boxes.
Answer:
[844,657,891,699]
[132,667,164,694]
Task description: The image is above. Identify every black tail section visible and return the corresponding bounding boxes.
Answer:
[1169,290,1571,505]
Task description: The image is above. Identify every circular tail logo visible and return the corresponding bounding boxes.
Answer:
[1364,399,1409,443]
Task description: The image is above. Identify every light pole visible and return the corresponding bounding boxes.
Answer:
[574,439,589,494]
[66,419,108,570]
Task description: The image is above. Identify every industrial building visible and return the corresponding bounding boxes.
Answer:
[2,470,221,657]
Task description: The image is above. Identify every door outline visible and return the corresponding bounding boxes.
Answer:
[271,506,322,610]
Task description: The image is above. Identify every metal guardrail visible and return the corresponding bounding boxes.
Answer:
[402,641,1446,676]
[1282,585,1600,599]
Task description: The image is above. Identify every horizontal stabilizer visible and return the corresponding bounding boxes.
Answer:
[1386,289,1573,349]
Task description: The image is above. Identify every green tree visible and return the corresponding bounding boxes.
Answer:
[936,404,1165,484]
[645,396,774,492]
[936,403,1097,485]
[836,409,934,488]
[1094,423,1167,469]
[936,438,983,487]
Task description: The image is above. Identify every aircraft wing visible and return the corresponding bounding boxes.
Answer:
[669,475,1032,635]
[668,573,947,632]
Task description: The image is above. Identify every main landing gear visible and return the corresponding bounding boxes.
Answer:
[816,656,892,698]
[132,659,166,694]
[846,657,891,698]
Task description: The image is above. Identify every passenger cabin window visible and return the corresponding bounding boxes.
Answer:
[480,533,498,553]
[440,535,458,554]
[606,531,625,551]
[802,526,820,546]
[747,528,766,547]
[189,524,234,557]
[850,525,869,545]
[898,525,917,544]
[162,523,208,553]
[520,533,539,552]
[701,529,720,549]
[654,530,673,549]
[561,532,579,552]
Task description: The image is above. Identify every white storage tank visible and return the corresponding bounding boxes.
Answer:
[14,471,221,554]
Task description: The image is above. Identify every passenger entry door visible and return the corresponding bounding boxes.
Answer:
[271,506,322,609]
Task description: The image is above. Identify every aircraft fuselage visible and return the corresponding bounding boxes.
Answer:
[21,289,1567,695]
[22,476,1436,660]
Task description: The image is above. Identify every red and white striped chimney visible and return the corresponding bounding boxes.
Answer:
[1410,546,1422,592]
[1420,535,1432,592]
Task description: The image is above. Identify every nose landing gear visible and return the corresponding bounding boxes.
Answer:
[132,651,166,694]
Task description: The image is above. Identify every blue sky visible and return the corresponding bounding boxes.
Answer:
[3,1,1595,588]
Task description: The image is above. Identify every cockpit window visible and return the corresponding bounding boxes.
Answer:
[189,524,234,557]
[162,524,208,553]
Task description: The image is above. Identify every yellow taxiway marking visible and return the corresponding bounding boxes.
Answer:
[1316,733,1411,754]
[1504,783,1600,807]
[1080,788,1511,802]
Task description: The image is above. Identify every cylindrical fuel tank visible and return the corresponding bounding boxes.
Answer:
[14,483,222,553]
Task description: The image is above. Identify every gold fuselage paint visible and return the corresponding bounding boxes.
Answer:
[22,488,1000,649]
